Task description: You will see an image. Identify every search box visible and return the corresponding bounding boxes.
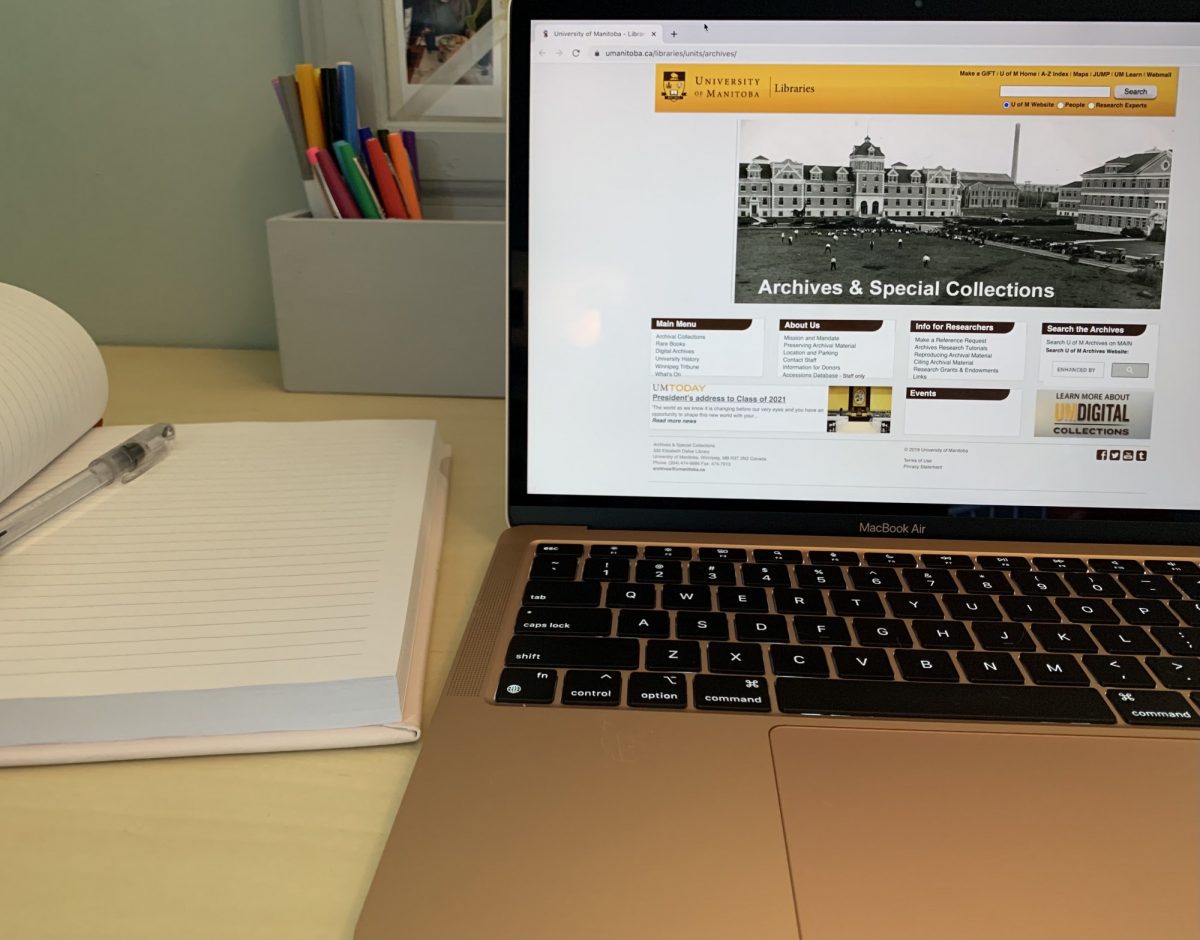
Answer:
[1000,85,1111,98]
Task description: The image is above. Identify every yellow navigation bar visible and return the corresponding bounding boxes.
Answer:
[655,65,1177,116]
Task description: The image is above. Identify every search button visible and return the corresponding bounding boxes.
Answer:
[1111,362,1149,378]
[1115,85,1157,100]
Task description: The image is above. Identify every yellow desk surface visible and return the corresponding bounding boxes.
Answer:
[0,347,506,940]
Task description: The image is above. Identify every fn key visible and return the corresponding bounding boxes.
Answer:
[495,667,557,704]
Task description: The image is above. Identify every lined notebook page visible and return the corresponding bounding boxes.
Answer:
[0,283,108,503]
[0,421,438,700]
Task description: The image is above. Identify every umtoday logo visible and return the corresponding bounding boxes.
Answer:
[859,521,926,535]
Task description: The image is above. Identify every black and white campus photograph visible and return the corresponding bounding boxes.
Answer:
[735,116,1172,307]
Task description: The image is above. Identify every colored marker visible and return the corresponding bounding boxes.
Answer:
[320,68,341,148]
[386,132,423,219]
[401,129,420,187]
[333,139,382,219]
[294,63,327,149]
[357,127,378,188]
[337,62,360,156]
[306,148,340,218]
[313,147,361,219]
[365,137,409,219]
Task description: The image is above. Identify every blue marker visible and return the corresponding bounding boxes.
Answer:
[358,127,377,187]
[337,62,360,156]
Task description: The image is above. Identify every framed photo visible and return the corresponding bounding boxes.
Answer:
[383,0,506,120]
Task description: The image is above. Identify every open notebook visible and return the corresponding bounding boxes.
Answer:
[0,283,449,766]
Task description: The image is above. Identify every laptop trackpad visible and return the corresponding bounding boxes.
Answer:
[769,725,1200,940]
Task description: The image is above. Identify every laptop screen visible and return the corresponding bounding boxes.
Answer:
[514,12,1200,533]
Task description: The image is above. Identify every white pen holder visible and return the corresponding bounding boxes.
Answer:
[266,208,505,398]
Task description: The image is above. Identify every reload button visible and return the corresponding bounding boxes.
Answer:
[1115,84,1157,100]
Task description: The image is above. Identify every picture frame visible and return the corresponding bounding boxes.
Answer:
[298,0,507,191]
[383,0,507,121]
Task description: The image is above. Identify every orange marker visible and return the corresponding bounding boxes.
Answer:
[365,138,409,219]
[385,132,423,219]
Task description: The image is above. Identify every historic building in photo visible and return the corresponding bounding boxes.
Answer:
[1056,181,1082,218]
[1076,150,1172,235]
[1016,181,1060,209]
[959,172,1019,210]
[738,136,961,220]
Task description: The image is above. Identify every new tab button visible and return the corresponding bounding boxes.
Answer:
[1115,85,1157,100]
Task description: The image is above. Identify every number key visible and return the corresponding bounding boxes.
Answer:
[742,563,791,587]
[957,570,1013,594]
[849,567,902,591]
[795,566,846,589]
[636,560,682,583]
[902,568,957,593]
[582,557,629,581]
[688,561,736,585]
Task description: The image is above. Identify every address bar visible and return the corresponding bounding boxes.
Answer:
[999,85,1110,98]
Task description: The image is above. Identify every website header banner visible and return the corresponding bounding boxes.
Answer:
[656,65,1178,115]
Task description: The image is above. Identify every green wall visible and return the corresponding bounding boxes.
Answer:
[0,0,305,348]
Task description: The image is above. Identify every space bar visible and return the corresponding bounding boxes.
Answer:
[775,679,1117,724]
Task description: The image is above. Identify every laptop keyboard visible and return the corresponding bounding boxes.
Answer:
[494,543,1200,728]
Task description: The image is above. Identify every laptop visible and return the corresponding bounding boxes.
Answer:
[358,2,1200,937]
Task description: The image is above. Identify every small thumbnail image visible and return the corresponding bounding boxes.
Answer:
[827,386,892,434]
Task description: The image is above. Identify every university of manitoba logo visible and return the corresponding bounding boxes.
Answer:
[661,70,686,101]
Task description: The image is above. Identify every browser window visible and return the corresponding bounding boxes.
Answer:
[525,20,1200,511]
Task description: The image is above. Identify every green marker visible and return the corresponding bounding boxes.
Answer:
[332,139,383,219]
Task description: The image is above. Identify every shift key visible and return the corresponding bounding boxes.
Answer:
[515,607,612,636]
[522,580,602,606]
[506,636,640,670]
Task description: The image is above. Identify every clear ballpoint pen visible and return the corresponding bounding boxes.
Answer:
[0,423,175,553]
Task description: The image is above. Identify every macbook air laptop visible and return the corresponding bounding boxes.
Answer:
[358,2,1200,937]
